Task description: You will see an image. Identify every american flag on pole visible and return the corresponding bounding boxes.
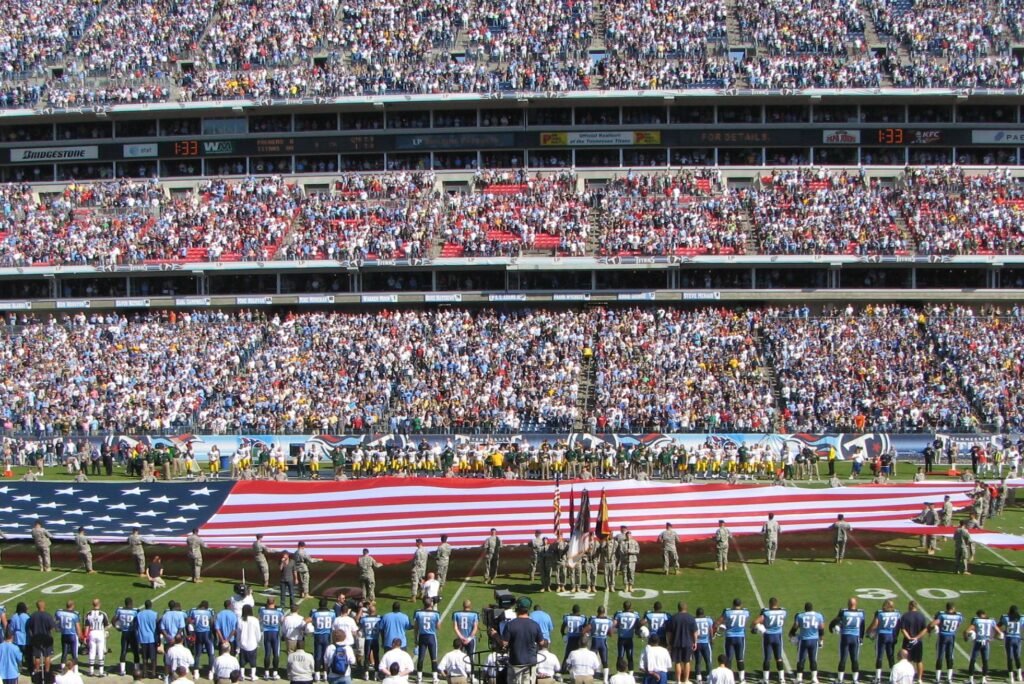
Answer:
[2,479,1024,563]
[552,476,561,534]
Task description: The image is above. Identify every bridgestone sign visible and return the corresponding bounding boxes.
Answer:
[11,146,99,162]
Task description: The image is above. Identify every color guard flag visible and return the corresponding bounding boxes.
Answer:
[552,476,561,534]
[567,489,591,567]
[596,488,611,539]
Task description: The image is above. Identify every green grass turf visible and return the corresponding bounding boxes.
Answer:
[1,501,1022,681]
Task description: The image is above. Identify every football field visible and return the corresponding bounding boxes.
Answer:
[1,501,1023,683]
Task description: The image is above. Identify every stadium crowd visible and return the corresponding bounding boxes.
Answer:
[927,305,1024,433]
[761,304,979,433]
[745,168,906,255]
[0,168,1023,264]
[4,0,1024,104]
[194,308,591,435]
[594,170,747,256]
[898,167,1024,255]
[590,308,775,433]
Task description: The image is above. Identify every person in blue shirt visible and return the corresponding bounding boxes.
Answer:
[613,601,641,675]
[189,600,216,678]
[414,600,441,683]
[694,608,715,684]
[260,598,284,679]
[160,601,187,648]
[531,605,554,643]
[452,601,479,660]
[933,602,964,684]
[359,605,383,678]
[790,602,824,684]
[868,600,901,683]
[378,602,412,652]
[716,598,750,683]
[966,609,1002,684]
[830,598,865,684]
[562,605,587,664]
[590,605,615,682]
[311,599,338,677]
[215,599,239,654]
[54,600,83,665]
[999,605,1023,684]
[114,598,139,676]
[0,628,23,684]
[753,598,787,684]
[134,599,159,679]
[6,602,30,673]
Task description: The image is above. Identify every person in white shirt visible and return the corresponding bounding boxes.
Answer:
[166,635,196,684]
[535,640,561,683]
[382,662,409,684]
[330,612,358,648]
[55,659,85,684]
[237,605,263,681]
[213,642,241,684]
[323,632,355,684]
[483,650,503,684]
[282,607,308,653]
[566,636,603,684]
[889,650,916,684]
[709,655,736,684]
[610,658,636,684]
[379,640,415,679]
[289,646,315,683]
[640,636,673,684]
[171,665,195,684]
[437,639,472,684]
[232,587,256,620]
[421,573,441,604]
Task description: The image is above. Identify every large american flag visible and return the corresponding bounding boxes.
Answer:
[2,479,1022,562]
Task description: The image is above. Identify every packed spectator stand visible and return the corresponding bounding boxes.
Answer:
[1,167,1023,265]
[2,0,1024,105]
[1,305,1022,437]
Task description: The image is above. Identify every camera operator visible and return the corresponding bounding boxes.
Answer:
[488,598,542,684]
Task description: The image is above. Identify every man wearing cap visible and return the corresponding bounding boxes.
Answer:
[294,542,317,599]
[831,515,852,563]
[659,524,680,576]
[489,598,542,684]
[712,521,731,572]
[914,503,938,555]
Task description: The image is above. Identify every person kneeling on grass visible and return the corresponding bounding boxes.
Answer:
[148,556,166,589]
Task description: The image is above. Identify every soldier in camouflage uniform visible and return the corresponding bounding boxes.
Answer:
[622,531,640,592]
[538,536,553,592]
[482,528,501,584]
[33,519,53,571]
[253,534,271,587]
[553,533,569,592]
[76,526,95,573]
[293,541,317,598]
[128,528,146,576]
[713,520,731,571]
[435,534,452,588]
[358,548,383,602]
[411,539,429,600]
[659,522,680,575]
[581,537,599,593]
[602,538,617,591]
[528,531,545,582]
[187,528,207,582]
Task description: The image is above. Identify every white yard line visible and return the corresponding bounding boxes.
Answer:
[736,545,792,670]
[852,538,972,661]
[153,548,244,601]
[979,544,1024,576]
[1,545,127,603]
[439,555,485,624]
